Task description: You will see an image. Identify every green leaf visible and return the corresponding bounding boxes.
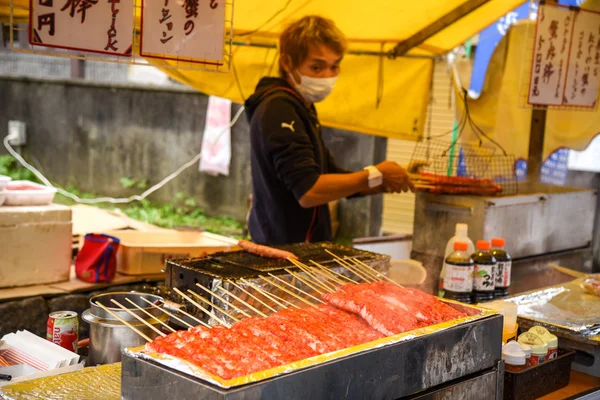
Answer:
[184,198,197,207]
[120,177,136,189]
[477,270,488,278]
[175,192,186,200]
[137,179,150,189]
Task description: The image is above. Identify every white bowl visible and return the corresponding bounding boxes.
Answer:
[388,259,427,285]
[0,175,11,191]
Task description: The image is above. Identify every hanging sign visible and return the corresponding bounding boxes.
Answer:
[528,2,600,108]
[140,0,226,64]
[29,0,134,56]
[564,9,600,107]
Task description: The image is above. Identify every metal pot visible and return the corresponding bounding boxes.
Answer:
[82,292,168,365]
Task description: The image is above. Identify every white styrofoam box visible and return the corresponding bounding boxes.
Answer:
[4,181,57,206]
[0,175,10,191]
[16,331,79,367]
[0,204,72,288]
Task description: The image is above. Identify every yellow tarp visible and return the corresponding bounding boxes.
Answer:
[455,19,600,160]
[1,0,525,139]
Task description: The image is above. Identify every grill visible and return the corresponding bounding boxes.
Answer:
[116,243,504,398]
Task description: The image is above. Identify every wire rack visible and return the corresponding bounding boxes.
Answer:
[411,85,519,196]
[9,0,234,72]
[411,139,518,196]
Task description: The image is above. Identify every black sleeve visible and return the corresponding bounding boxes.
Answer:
[324,146,350,175]
[258,99,321,201]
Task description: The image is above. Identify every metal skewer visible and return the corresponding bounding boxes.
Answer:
[227,280,278,313]
[140,295,209,329]
[216,286,269,318]
[95,301,152,342]
[125,298,176,333]
[267,273,325,304]
[186,290,241,322]
[110,299,166,337]
[195,282,251,319]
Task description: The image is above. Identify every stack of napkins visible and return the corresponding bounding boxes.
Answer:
[1,330,80,370]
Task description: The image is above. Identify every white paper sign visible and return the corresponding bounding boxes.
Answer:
[140,0,226,62]
[564,9,600,107]
[30,0,134,56]
[528,4,575,106]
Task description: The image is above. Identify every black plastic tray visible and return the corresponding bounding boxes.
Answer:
[504,349,575,400]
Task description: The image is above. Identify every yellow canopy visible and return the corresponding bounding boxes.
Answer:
[2,0,525,139]
[455,18,600,160]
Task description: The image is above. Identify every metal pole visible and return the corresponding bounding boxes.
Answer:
[527,108,547,183]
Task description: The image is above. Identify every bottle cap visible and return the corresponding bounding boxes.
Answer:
[519,342,531,358]
[528,326,558,348]
[518,332,548,355]
[502,341,526,366]
[492,238,505,247]
[456,223,468,236]
[476,240,491,251]
[453,242,468,251]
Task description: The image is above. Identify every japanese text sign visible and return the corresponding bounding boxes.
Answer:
[564,8,600,106]
[30,0,134,56]
[529,3,600,108]
[140,0,226,63]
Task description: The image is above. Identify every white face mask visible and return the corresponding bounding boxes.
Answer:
[290,71,338,104]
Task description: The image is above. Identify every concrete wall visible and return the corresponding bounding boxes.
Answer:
[0,76,386,238]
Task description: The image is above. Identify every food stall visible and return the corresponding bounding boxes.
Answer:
[1,0,600,399]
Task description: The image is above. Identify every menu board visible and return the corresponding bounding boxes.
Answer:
[29,0,134,56]
[564,9,600,107]
[140,0,226,63]
[528,3,600,108]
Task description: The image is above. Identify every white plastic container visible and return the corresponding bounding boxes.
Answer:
[0,175,11,191]
[444,223,475,257]
[4,180,57,206]
[438,223,475,297]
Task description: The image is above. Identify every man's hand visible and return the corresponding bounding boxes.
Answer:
[376,161,414,193]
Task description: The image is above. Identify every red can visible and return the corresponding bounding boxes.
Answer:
[47,311,79,352]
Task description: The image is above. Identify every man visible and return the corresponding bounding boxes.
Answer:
[244,16,413,246]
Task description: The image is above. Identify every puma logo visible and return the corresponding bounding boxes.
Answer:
[281,120,295,132]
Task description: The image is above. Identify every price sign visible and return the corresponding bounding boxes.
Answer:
[140,0,226,63]
[30,0,134,56]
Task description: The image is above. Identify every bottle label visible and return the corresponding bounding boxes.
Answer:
[474,264,495,291]
[443,264,474,293]
[495,261,512,287]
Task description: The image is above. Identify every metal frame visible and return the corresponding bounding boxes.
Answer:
[121,314,503,399]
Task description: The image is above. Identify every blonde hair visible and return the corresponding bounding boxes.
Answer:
[279,16,347,77]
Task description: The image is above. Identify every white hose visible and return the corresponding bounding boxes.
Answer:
[3,105,246,204]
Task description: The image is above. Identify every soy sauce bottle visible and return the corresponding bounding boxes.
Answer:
[491,238,512,298]
[472,240,496,303]
[441,242,474,303]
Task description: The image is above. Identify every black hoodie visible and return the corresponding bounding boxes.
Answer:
[244,77,348,245]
